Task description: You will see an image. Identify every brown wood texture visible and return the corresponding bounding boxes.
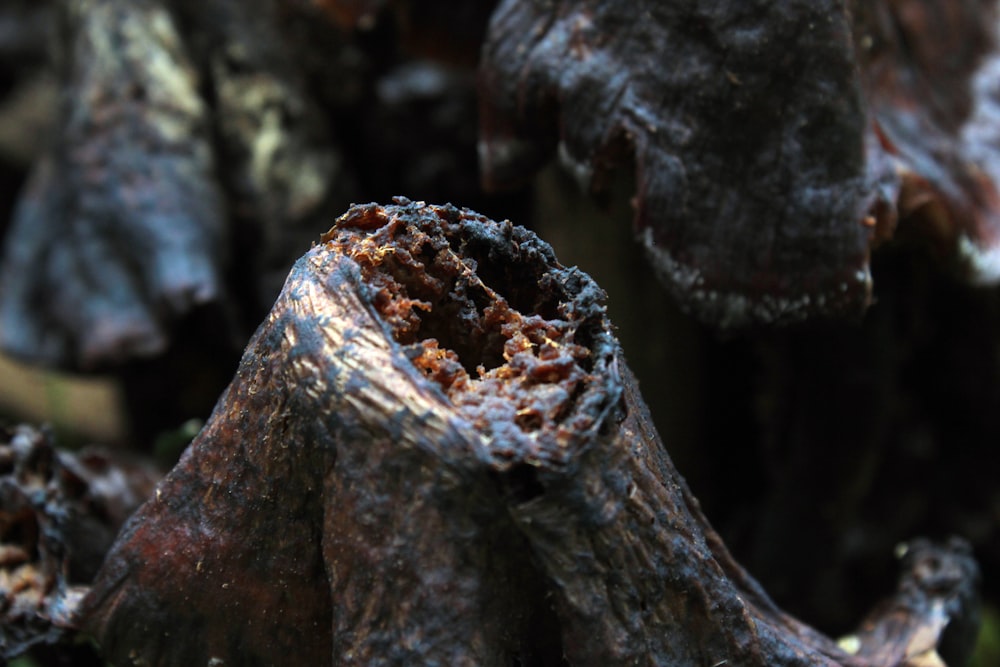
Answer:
[80,200,979,666]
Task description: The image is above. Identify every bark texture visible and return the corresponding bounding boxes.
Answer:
[0,0,510,372]
[478,0,884,328]
[80,200,979,666]
[478,0,1000,328]
[0,0,358,370]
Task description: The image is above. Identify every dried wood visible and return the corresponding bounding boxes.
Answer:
[80,200,979,666]
[0,0,225,369]
[478,0,1000,328]
[0,425,159,659]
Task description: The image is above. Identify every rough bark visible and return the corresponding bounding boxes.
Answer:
[172,0,358,300]
[79,200,979,666]
[478,0,884,328]
[0,0,509,372]
[477,0,1000,328]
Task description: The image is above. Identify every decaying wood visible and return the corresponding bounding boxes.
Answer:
[478,0,884,328]
[173,0,357,300]
[0,0,226,369]
[0,0,358,370]
[79,200,979,666]
[0,424,160,660]
[6,0,1000,369]
[853,0,1000,281]
[477,0,1000,328]
[0,0,507,371]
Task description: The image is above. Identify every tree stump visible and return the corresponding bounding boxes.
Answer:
[79,200,979,666]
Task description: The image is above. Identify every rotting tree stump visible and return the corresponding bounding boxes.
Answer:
[78,200,979,666]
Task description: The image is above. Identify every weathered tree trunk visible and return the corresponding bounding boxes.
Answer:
[79,200,979,666]
[0,0,227,368]
[0,0,360,370]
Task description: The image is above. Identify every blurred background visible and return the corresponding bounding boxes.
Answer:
[0,1,997,665]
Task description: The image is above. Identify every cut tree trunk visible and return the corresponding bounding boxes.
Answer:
[79,200,979,666]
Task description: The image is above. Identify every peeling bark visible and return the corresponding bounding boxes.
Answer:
[80,200,979,666]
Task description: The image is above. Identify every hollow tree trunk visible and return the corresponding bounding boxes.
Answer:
[79,200,978,666]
